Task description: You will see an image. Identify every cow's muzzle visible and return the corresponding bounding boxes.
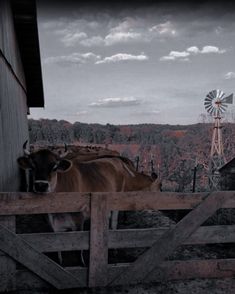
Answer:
[34,180,49,193]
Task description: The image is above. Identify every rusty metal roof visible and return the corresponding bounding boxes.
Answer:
[11,0,44,108]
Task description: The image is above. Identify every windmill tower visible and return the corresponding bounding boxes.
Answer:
[204,89,233,190]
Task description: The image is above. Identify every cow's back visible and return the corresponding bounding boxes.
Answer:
[56,157,125,192]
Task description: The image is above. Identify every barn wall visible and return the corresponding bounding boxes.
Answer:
[0,0,29,191]
[219,159,235,190]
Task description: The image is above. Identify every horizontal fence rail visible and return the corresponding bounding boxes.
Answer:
[0,191,235,215]
[0,191,235,291]
[7,259,235,290]
[17,224,235,252]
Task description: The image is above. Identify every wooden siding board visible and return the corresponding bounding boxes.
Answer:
[0,59,28,191]
[0,0,29,192]
[0,0,26,87]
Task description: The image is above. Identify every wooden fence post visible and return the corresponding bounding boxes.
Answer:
[0,216,16,292]
[89,193,109,287]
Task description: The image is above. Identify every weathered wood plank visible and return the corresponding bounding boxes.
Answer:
[11,259,235,290]
[0,191,235,215]
[0,216,16,292]
[89,194,109,287]
[109,225,235,248]
[148,258,235,282]
[19,225,235,252]
[108,191,233,286]
[0,192,90,215]
[0,0,28,194]
[94,259,235,284]
[183,224,235,245]
[0,224,82,289]
[106,191,235,211]
[20,231,90,252]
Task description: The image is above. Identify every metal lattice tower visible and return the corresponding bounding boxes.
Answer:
[204,89,233,190]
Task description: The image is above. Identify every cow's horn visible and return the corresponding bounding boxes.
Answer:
[23,140,30,156]
[59,143,69,158]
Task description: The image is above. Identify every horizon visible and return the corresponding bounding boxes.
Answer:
[29,0,235,125]
[29,116,235,127]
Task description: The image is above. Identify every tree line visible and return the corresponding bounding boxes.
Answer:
[28,119,235,192]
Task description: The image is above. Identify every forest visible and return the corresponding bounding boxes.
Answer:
[28,119,235,192]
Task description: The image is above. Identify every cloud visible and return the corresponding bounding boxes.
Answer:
[103,19,177,46]
[149,21,177,37]
[96,53,148,64]
[186,46,200,54]
[76,110,89,116]
[80,36,104,47]
[224,72,235,79]
[105,32,142,45]
[60,32,87,47]
[47,18,101,47]
[160,45,226,61]
[79,19,177,47]
[43,17,178,48]
[200,46,226,54]
[169,51,190,58]
[160,50,190,61]
[89,97,141,107]
[103,17,144,45]
[44,52,101,66]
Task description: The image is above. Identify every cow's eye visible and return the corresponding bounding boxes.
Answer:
[52,164,58,172]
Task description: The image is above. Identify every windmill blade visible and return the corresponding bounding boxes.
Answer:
[206,105,215,114]
[205,103,213,110]
[207,91,214,99]
[216,89,225,99]
[219,105,227,113]
[205,102,213,109]
[205,97,213,103]
[221,93,233,104]
[210,108,216,115]
[206,96,213,102]
[204,101,212,106]
[221,102,228,108]
[205,107,211,114]
[204,104,212,110]
[208,90,217,99]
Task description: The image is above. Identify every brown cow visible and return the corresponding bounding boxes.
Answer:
[18,146,161,228]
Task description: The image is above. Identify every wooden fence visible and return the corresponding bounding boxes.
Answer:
[0,190,235,291]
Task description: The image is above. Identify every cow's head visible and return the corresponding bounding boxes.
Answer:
[18,143,72,193]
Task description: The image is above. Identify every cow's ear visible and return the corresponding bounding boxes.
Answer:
[57,159,72,173]
[17,157,32,170]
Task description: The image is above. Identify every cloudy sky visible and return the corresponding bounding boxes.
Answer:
[29,0,235,125]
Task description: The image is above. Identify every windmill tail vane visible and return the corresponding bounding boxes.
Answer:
[221,93,233,104]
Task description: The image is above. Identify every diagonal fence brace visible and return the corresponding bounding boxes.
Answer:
[0,224,82,289]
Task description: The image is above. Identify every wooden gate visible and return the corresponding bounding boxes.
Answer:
[0,190,235,291]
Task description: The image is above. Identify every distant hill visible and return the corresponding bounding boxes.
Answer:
[28,119,235,192]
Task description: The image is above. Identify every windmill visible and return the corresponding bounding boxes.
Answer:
[204,89,233,190]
